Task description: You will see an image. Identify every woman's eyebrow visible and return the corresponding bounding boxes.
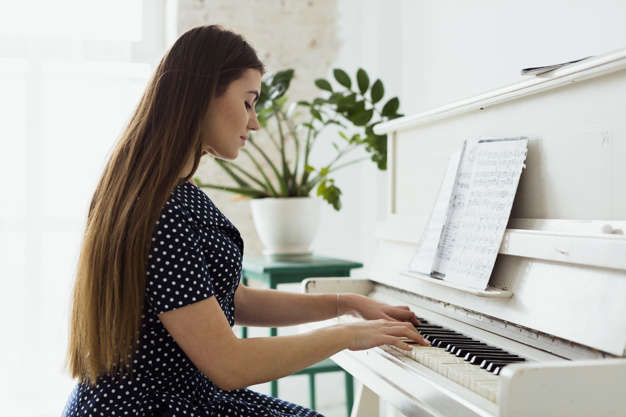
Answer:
[247,90,260,103]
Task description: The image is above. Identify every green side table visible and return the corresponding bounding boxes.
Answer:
[240,255,362,417]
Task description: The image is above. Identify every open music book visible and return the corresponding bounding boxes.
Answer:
[408,137,528,290]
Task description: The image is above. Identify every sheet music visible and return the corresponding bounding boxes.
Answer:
[408,151,461,275]
[409,137,528,290]
[442,137,528,289]
[430,139,481,278]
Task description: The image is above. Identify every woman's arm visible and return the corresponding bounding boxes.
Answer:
[158,295,428,392]
[234,282,421,328]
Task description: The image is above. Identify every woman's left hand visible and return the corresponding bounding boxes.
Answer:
[338,293,421,326]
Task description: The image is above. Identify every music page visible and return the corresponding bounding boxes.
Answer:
[430,139,481,278]
[440,137,528,289]
[408,150,461,275]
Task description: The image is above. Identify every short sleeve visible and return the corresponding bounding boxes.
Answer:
[146,199,215,314]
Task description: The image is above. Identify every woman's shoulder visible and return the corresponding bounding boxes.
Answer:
[165,182,234,230]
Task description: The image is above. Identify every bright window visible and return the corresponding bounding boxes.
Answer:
[0,1,165,415]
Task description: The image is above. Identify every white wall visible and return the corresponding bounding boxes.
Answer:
[313,0,626,275]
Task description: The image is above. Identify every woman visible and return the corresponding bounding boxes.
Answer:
[63,25,428,417]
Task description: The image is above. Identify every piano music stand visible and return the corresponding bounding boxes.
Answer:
[240,255,362,416]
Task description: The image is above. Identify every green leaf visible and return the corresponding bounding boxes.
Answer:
[352,109,374,126]
[310,108,323,121]
[327,92,342,104]
[256,80,271,112]
[356,68,369,94]
[267,69,295,100]
[315,78,333,92]
[350,133,362,144]
[333,68,351,89]
[382,97,400,117]
[336,93,357,113]
[370,79,384,104]
[344,100,365,119]
[316,179,342,211]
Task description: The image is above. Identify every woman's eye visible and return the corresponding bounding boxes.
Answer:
[245,102,252,110]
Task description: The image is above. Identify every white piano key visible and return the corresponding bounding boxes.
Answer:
[475,379,499,403]
[445,363,481,384]
[391,344,500,403]
[460,370,498,391]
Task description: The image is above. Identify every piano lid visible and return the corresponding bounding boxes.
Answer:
[369,47,626,358]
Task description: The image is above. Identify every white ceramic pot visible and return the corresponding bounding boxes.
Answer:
[250,197,322,260]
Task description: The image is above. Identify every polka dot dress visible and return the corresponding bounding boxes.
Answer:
[62,182,322,417]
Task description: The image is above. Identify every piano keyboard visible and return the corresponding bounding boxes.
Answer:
[390,316,527,404]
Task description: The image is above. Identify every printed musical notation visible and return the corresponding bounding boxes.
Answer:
[408,137,528,290]
[408,151,461,275]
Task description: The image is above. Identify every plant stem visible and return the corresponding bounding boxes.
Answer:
[248,137,289,196]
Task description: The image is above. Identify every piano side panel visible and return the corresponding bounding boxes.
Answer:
[499,359,626,417]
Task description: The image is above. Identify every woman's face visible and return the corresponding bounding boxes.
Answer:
[201,69,262,161]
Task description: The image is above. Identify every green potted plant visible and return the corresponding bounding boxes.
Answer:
[197,68,403,258]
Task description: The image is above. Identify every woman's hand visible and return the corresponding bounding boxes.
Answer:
[338,293,421,326]
[340,319,430,351]
[334,293,431,350]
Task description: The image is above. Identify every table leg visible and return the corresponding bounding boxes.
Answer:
[350,384,379,417]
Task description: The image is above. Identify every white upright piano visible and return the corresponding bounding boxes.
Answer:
[303,48,626,417]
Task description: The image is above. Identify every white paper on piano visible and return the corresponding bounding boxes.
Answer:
[408,150,461,275]
[442,137,528,289]
[409,137,528,290]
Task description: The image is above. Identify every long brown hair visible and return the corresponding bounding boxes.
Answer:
[67,25,264,384]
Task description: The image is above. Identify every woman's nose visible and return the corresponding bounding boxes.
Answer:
[248,113,260,131]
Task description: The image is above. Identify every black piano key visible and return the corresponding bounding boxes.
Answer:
[485,359,526,372]
[431,338,475,348]
[417,326,461,334]
[434,339,477,349]
[424,334,469,342]
[447,342,487,353]
[429,335,475,342]
[421,330,466,336]
[480,358,526,369]
[410,317,528,378]
[469,353,520,365]
[455,346,507,357]
[435,338,480,347]
[493,365,509,375]
[421,331,465,337]
[415,324,444,330]
[416,326,457,331]
[467,352,519,362]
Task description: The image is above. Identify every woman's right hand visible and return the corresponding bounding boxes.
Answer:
[340,319,430,352]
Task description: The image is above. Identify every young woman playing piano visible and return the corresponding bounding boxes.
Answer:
[62,25,428,417]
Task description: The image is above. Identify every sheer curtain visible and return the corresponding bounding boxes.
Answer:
[0,1,168,415]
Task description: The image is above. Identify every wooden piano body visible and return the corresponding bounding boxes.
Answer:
[303,48,626,416]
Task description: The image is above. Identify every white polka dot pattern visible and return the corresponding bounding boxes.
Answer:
[62,182,321,417]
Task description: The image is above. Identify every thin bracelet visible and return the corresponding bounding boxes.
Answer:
[336,293,340,318]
